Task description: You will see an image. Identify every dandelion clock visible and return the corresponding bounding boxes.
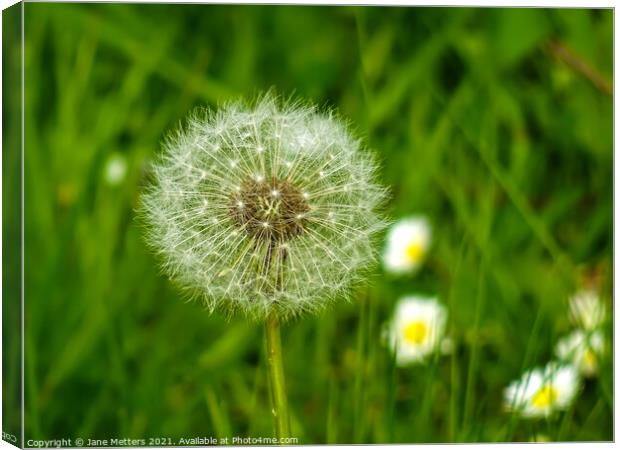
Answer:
[141,94,387,438]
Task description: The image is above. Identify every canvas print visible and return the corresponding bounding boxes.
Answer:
[2,3,613,446]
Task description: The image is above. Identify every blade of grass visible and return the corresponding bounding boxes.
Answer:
[460,261,486,438]
[448,237,468,442]
[325,378,339,444]
[205,387,232,439]
[352,293,369,443]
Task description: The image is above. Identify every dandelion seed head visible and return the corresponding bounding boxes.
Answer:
[140,93,388,320]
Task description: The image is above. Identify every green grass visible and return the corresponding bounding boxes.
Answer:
[5,4,613,444]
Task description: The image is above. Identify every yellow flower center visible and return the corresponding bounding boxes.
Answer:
[403,321,428,345]
[531,385,558,408]
[583,349,597,368]
[405,241,425,263]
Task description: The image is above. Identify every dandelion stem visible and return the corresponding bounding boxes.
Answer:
[265,314,291,441]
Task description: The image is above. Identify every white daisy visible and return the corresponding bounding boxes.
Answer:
[383,216,431,274]
[569,289,606,331]
[503,363,581,418]
[556,329,605,377]
[385,295,448,366]
[104,153,128,186]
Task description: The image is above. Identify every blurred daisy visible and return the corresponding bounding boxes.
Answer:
[504,363,580,418]
[569,289,606,331]
[530,434,550,442]
[104,153,128,186]
[383,216,431,274]
[385,295,448,366]
[556,329,605,377]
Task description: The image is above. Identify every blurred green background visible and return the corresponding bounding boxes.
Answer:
[5,4,613,444]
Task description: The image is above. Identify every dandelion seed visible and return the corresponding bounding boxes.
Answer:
[140,93,388,320]
[503,363,581,418]
[383,216,431,274]
[569,289,606,331]
[555,329,605,377]
[384,295,448,366]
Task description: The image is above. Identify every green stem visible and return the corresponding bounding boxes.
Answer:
[265,315,291,440]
